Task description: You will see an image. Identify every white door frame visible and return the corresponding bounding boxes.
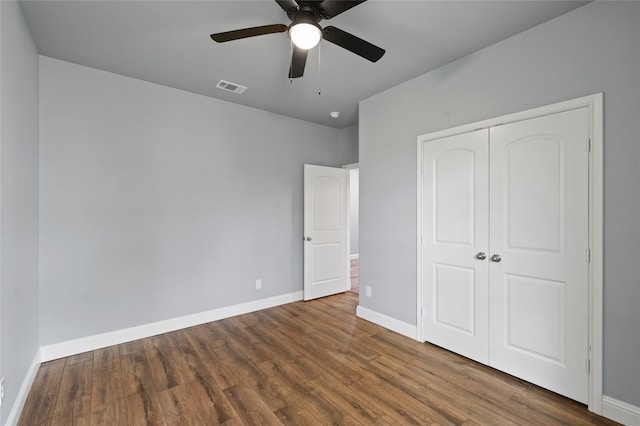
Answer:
[416,93,603,414]
[343,163,359,272]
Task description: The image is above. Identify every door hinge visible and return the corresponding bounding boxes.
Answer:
[586,248,591,263]
[586,138,591,153]
[585,358,591,373]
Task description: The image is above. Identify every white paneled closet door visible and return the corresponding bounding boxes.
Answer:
[422,130,490,365]
[488,109,589,403]
[421,108,589,403]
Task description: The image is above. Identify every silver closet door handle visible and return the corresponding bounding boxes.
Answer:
[305,236,312,241]
[491,254,502,262]
[476,252,487,260]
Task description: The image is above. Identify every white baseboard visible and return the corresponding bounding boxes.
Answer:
[4,350,41,426]
[602,395,640,425]
[356,305,417,340]
[40,291,303,362]
[350,254,359,260]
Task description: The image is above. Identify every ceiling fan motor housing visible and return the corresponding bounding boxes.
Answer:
[285,1,325,23]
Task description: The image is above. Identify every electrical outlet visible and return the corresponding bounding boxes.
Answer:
[366,286,372,297]
[255,279,262,289]
[1,377,5,406]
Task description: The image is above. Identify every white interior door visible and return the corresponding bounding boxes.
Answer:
[489,108,589,403]
[304,164,348,301]
[422,130,490,364]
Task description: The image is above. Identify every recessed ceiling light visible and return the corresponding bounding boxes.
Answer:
[329,111,340,119]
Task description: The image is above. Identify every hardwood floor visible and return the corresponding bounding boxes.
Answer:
[19,291,618,425]
[350,258,359,294]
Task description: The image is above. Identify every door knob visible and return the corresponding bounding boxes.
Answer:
[491,254,502,262]
[305,236,312,241]
[476,252,487,260]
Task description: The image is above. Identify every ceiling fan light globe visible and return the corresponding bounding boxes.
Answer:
[290,22,322,50]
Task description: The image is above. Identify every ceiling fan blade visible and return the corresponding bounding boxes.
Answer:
[275,0,299,13]
[211,24,288,43]
[319,0,367,19]
[289,45,308,78]
[322,26,384,62]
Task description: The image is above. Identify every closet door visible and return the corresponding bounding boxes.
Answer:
[488,108,589,403]
[422,130,490,364]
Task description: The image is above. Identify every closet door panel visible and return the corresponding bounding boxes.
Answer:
[488,108,589,404]
[422,130,489,364]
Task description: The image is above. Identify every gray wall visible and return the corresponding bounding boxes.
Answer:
[359,2,640,407]
[39,57,357,345]
[0,1,40,424]
[339,124,358,169]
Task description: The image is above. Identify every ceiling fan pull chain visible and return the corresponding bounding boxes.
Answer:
[290,39,294,84]
[318,42,322,95]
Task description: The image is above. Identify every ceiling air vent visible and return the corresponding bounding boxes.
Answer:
[215,80,247,94]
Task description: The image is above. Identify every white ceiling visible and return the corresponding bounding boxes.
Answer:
[20,0,588,128]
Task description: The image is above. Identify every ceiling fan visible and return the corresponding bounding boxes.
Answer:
[210,0,385,79]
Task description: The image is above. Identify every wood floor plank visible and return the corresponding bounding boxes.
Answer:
[295,333,364,385]
[211,338,264,388]
[65,351,94,365]
[249,375,326,425]
[368,354,502,425]
[158,383,207,426]
[17,359,65,426]
[361,363,469,425]
[161,329,191,348]
[347,374,435,425]
[211,340,288,412]
[120,351,154,397]
[183,326,236,391]
[254,358,314,410]
[50,359,93,425]
[89,398,128,425]
[218,318,263,347]
[222,385,283,425]
[72,396,91,426]
[118,339,145,356]
[258,357,359,425]
[186,374,240,425]
[308,372,385,424]
[120,352,167,425]
[143,341,188,391]
[199,321,229,342]
[91,345,125,408]
[336,333,383,363]
[509,390,620,425]
[123,391,167,426]
[173,343,243,423]
[246,324,306,364]
[377,354,521,423]
[18,291,620,426]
